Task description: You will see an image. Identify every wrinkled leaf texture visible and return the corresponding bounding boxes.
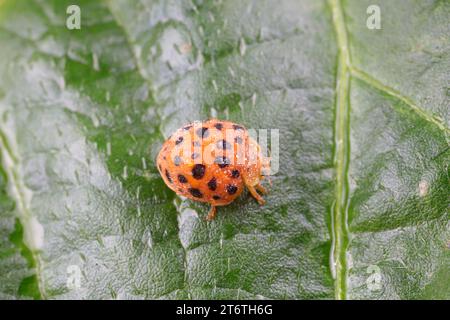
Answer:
[0,0,448,299]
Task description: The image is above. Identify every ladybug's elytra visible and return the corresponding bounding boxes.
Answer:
[156,119,270,220]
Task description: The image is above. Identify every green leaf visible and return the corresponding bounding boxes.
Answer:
[0,0,448,300]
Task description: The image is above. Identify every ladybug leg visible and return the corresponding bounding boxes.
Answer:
[247,185,265,205]
[206,205,217,221]
[260,173,272,187]
[255,183,267,194]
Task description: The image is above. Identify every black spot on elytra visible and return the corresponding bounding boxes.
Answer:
[231,170,240,178]
[191,152,199,159]
[213,195,221,200]
[233,124,244,131]
[175,136,184,145]
[188,188,203,198]
[193,141,201,147]
[214,156,230,168]
[183,125,192,130]
[178,174,188,183]
[165,170,172,183]
[173,155,182,166]
[217,139,231,150]
[192,164,206,179]
[214,123,223,130]
[196,127,209,138]
[207,177,217,191]
[226,185,238,195]
[234,136,243,144]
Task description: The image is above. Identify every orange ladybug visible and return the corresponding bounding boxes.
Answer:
[156,119,270,220]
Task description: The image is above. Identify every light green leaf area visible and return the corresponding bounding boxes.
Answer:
[0,0,448,300]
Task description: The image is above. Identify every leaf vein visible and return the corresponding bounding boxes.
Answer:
[105,2,191,298]
[350,66,450,134]
[328,0,351,300]
[0,127,47,299]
